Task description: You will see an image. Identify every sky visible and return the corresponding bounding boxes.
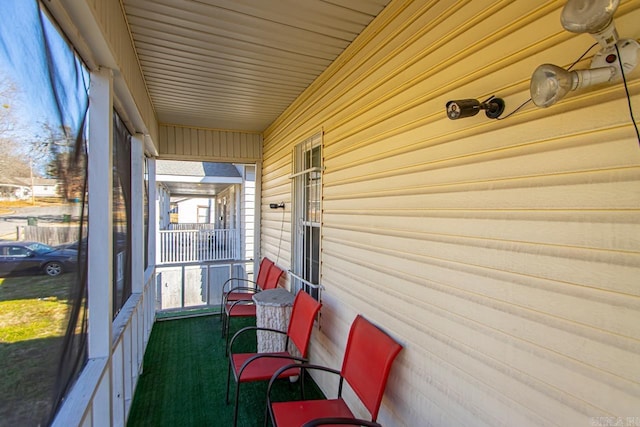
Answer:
[0,0,89,174]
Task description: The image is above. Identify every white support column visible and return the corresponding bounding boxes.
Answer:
[130,134,144,293]
[147,155,157,323]
[243,165,256,261]
[147,157,157,269]
[254,160,262,271]
[88,67,113,359]
[87,67,113,427]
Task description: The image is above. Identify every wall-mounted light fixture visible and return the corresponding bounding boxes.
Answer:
[530,0,639,108]
[445,97,505,120]
[269,202,285,209]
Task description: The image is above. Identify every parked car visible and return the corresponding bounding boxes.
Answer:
[57,237,87,252]
[0,241,77,277]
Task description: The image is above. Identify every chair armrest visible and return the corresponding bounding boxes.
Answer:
[302,418,382,427]
[223,290,258,306]
[222,286,259,304]
[268,363,342,387]
[222,277,258,293]
[266,363,345,426]
[228,325,288,354]
[237,353,308,378]
[266,363,342,406]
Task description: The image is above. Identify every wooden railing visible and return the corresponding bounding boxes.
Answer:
[158,228,239,264]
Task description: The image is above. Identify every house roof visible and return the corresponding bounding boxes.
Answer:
[9,177,59,187]
[156,161,242,197]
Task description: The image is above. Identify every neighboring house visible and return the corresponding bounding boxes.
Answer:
[31,178,60,198]
[0,180,27,200]
[0,177,60,200]
[155,160,255,261]
[172,198,212,224]
[155,160,244,228]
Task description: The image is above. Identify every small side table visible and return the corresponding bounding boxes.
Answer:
[252,288,295,353]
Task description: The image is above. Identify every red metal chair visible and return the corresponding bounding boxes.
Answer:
[226,290,322,427]
[223,264,285,350]
[219,257,274,325]
[265,315,403,427]
[220,258,276,337]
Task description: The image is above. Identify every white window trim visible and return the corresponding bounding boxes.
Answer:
[290,131,323,298]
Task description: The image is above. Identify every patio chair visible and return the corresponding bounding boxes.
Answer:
[219,257,274,325]
[265,315,403,427]
[223,264,285,349]
[220,258,278,337]
[226,290,322,427]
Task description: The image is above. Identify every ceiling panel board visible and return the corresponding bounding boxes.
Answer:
[126,4,351,58]
[142,64,307,95]
[183,0,377,37]
[122,0,391,131]
[321,0,391,16]
[132,32,330,71]
[138,53,313,87]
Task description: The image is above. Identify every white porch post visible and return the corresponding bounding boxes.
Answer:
[254,160,262,272]
[87,67,114,425]
[147,155,158,319]
[147,156,157,271]
[131,134,144,293]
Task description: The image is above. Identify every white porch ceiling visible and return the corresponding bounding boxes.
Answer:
[160,180,237,197]
[121,0,391,132]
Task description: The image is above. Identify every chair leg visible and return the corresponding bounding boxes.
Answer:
[226,361,232,404]
[221,312,224,338]
[221,306,227,338]
[225,316,231,356]
[263,402,270,427]
[233,381,241,427]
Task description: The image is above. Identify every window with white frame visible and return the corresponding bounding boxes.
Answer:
[197,205,210,223]
[291,132,322,299]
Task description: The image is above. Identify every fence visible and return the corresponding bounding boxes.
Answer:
[17,225,85,246]
[158,228,239,264]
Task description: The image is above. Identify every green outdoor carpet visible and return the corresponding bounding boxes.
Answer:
[127,314,325,427]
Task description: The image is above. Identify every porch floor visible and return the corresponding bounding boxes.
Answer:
[127,314,324,427]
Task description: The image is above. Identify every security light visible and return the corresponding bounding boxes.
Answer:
[530,0,639,108]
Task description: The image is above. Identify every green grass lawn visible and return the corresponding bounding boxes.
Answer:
[0,273,74,427]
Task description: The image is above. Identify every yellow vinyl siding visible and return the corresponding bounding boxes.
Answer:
[262,0,640,425]
[157,125,262,162]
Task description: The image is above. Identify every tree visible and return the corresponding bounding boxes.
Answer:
[1,74,86,201]
[0,76,16,136]
[40,123,86,201]
[0,76,31,182]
